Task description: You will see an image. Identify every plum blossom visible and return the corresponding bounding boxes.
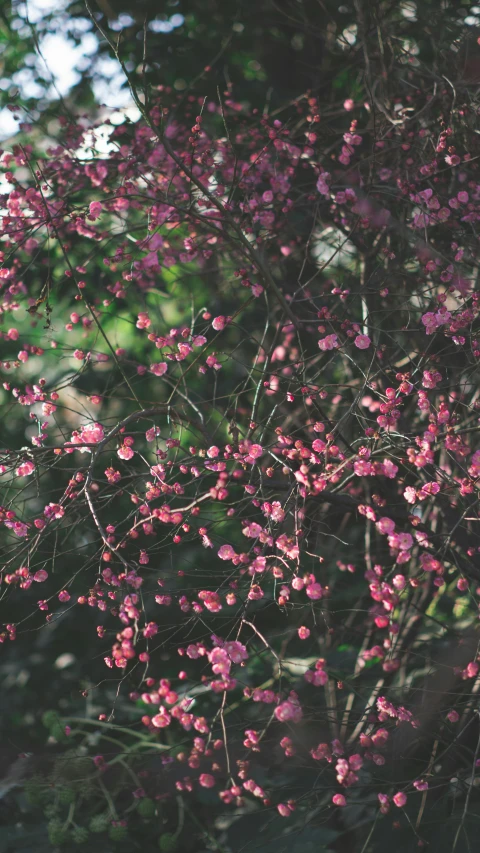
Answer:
[44,503,65,519]
[388,532,413,551]
[212,316,227,331]
[306,581,323,600]
[33,570,48,582]
[376,517,395,535]
[318,334,339,351]
[151,707,171,728]
[198,590,222,612]
[354,334,371,349]
[382,459,398,479]
[89,201,102,219]
[316,172,331,196]
[145,426,161,441]
[4,520,29,537]
[118,445,134,461]
[16,460,35,477]
[274,694,303,723]
[421,310,451,335]
[192,335,207,347]
[224,641,248,663]
[404,486,417,504]
[208,647,231,675]
[218,544,236,560]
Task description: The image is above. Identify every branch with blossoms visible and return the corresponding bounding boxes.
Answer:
[1,10,480,851]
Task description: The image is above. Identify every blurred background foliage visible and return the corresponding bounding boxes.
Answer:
[0,0,477,127]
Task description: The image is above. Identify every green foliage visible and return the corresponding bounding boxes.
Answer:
[57,787,76,805]
[71,825,90,844]
[158,832,178,852]
[24,776,50,807]
[51,752,94,791]
[137,797,156,817]
[108,824,128,842]
[47,819,68,846]
[41,710,59,730]
[88,813,111,833]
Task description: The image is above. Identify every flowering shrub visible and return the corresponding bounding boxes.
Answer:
[1,4,480,851]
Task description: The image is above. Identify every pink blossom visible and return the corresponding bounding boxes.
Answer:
[16,460,35,477]
[44,503,65,519]
[242,522,263,538]
[192,335,207,347]
[212,316,226,331]
[382,459,398,479]
[145,426,161,441]
[248,585,264,600]
[150,362,168,377]
[82,423,104,444]
[393,574,406,591]
[422,369,442,389]
[316,172,331,197]
[318,334,338,351]
[332,794,346,806]
[388,532,413,551]
[421,310,451,335]
[376,517,395,535]
[136,312,151,329]
[209,647,232,675]
[393,791,407,808]
[274,696,303,723]
[89,201,102,219]
[199,773,215,788]
[224,641,248,663]
[311,743,332,761]
[218,544,236,560]
[306,582,323,600]
[378,793,390,813]
[117,445,134,460]
[33,570,48,582]
[199,591,222,612]
[305,669,328,686]
[354,334,371,350]
[5,521,29,538]
[151,707,171,728]
[354,459,373,476]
